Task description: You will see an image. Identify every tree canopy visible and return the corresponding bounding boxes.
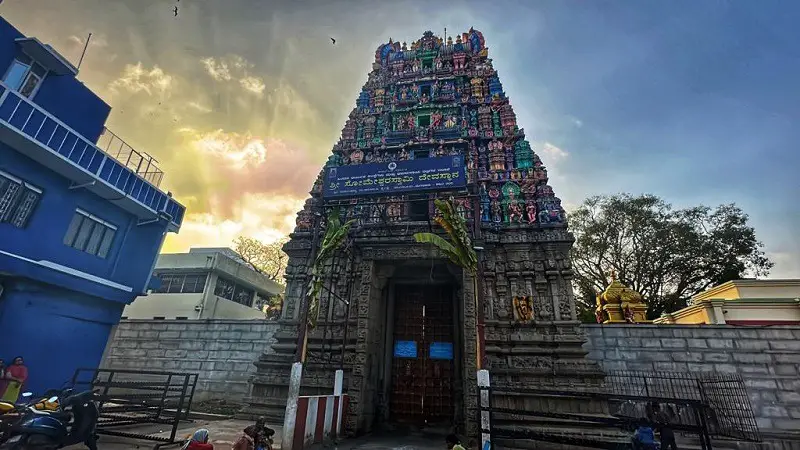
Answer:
[568,194,773,319]
[233,236,289,286]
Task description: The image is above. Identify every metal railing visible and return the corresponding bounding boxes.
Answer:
[96,127,164,187]
[72,368,198,449]
[478,370,761,450]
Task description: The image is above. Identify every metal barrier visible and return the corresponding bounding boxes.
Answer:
[72,368,199,448]
[478,370,760,450]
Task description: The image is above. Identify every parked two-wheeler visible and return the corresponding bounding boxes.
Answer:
[0,392,54,444]
[1,389,99,450]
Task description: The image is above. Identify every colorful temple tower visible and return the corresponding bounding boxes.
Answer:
[246,29,601,437]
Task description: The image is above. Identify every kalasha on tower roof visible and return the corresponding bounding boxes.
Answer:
[295,28,566,232]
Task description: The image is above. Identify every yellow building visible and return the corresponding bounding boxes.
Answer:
[655,279,800,325]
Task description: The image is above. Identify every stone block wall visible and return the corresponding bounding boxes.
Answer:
[101,319,279,403]
[582,324,800,433]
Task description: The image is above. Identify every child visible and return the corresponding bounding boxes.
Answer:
[232,426,257,450]
[632,419,658,450]
[446,434,466,450]
[182,429,213,450]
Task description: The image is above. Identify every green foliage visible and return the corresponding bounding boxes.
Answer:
[233,236,289,285]
[569,194,773,319]
[413,198,477,273]
[307,208,355,328]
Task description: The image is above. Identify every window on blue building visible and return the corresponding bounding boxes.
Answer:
[0,169,42,229]
[2,53,47,98]
[63,209,117,258]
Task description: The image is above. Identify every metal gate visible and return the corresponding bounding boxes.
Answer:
[698,373,761,442]
[479,370,761,450]
[72,368,198,448]
[390,284,454,426]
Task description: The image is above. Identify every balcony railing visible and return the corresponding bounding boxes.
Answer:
[96,128,164,187]
[0,81,185,230]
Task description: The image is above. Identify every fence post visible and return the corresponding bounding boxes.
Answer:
[478,369,491,450]
[334,369,344,437]
[283,362,304,450]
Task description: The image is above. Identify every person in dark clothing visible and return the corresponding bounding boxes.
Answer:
[655,404,678,450]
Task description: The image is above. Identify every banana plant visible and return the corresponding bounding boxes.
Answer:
[307,208,355,329]
[413,198,477,274]
[414,198,484,368]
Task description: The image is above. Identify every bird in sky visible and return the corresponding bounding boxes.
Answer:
[173,6,178,17]
[330,37,336,45]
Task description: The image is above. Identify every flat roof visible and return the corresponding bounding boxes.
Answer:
[15,37,78,76]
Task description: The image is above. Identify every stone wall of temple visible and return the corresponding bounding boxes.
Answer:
[582,324,800,433]
[101,319,279,403]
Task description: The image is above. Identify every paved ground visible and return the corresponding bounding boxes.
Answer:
[328,428,452,450]
[65,420,451,449]
[65,419,278,449]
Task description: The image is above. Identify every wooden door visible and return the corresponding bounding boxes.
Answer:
[390,285,454,426]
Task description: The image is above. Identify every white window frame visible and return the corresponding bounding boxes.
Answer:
[1,52,49,99]
[0,169,43,228]
[63,208,118,258]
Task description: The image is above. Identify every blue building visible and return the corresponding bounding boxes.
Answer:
[0,17,185,394]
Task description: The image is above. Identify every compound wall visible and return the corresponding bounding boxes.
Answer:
[583,324,800,433]
[101,319,279,402]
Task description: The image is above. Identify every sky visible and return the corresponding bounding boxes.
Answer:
[2,0,798,278]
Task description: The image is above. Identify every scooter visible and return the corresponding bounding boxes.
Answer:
[1,390,99,450]
[0,392,59,444]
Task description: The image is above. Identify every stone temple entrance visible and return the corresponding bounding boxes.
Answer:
[245,29,605,441]
[389,284,457,427]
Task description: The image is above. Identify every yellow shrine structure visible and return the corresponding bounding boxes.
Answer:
[595,272,651,324]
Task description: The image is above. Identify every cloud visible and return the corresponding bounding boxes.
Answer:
[68,33,108,49]
[202,55,268,98]
[188,128,268,168]
[540,142,570,165]
[200,57,233,81]
[764,251,800,279]
[240,75,266,97]
[108,63,173,96]
[186,101,212,114]
[163,193,304,252]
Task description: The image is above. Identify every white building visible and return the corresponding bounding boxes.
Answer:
[122,248,284,320]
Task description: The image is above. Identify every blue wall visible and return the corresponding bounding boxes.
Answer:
[0,15,178,395]
[0,278,122,395]
[0,145,166,299]
[0,18,111,143]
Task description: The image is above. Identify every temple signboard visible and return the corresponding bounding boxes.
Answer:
[322,155,466,198]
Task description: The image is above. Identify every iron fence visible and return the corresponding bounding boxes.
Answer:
[478,370,760,450]
[72,368,198,448]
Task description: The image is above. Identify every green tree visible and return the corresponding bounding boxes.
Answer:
[413,199,484,368]
[568,194,773,319]
[233,236,289,285]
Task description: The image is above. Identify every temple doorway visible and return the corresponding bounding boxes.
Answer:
[388,283,458,427]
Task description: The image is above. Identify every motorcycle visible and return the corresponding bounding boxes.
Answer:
[0,392,55,443]
[1,390,99,450]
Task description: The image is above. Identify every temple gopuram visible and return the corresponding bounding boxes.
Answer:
[246,29,603,438]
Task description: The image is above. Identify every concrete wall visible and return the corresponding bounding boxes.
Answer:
[582,324,800,433]
[123,292,205,319]
[101,319,279,402]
